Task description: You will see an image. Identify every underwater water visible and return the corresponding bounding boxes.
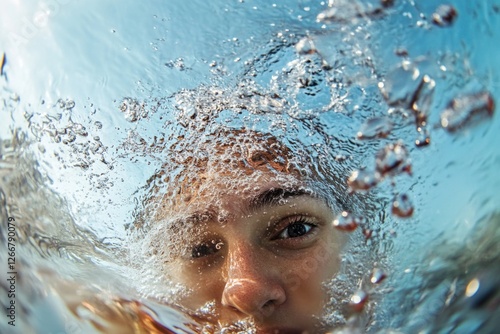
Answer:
[1,0,500,333]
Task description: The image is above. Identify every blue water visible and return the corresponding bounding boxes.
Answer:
[1,0,500,333]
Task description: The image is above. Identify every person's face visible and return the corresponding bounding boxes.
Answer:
[160,170,343,333]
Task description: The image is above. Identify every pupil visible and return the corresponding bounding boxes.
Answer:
[192,244,213,258]
[288,223,307,238]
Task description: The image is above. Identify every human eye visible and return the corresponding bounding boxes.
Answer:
[191,239,224,259]
[272,215,318,240]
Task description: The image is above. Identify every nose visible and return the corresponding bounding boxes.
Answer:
[221,243,286,318]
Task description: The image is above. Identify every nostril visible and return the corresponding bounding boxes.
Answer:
[262,300,274,308]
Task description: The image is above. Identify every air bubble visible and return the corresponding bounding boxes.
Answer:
[335,155,348,162]
[411,74,435,127]
[10,93,19,102]
[432,5,457,27]
[465,278,480,298]
[120,97,148,122]
[356,117,393,139]
[332,211,360,232]
[395,48,409,57]
[62,133,76,144]
[440,91,495,132]
[362,228,373,240]
[164,58,187,71]
[347,169,380,192]
[415,126,430,147]
[349,289,369,312]
[316,0,386,23]
[370,268,387,284]
[72,123,88,136]
[38,144,46,153]
[391,193,414,218]
[379,61,421,107]
[57,99,76,111]
[295,37,316,55]
[375,142,411,177]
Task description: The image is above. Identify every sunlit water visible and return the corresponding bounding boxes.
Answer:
[1,0,500,333]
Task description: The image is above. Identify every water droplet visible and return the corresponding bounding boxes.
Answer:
[349,289,369,312]
[332,211,360,232]
[432,5,457,27]
[347,168,380,192]
[440,91,495,132]
[391,193,414,218]
[370,268,387,284]
[375,142,411,177]
[357,117,393,139]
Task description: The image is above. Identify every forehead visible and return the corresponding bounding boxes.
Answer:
[162,171,305,218]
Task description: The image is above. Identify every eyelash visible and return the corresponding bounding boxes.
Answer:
[272,215,318,240]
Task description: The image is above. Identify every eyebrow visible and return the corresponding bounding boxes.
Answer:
[169,187,317,229]
[248,187,313,211]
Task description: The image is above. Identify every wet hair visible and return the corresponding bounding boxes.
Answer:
[132,126,305,231]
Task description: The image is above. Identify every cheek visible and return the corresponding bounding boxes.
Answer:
[282,242,340,297]
[166,262,225,310]
[178,274,226,312]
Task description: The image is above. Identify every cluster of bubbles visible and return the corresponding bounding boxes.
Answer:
[120,97,149,123]
[308,1,497,322]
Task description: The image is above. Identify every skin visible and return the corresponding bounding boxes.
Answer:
[160,171,343,333]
